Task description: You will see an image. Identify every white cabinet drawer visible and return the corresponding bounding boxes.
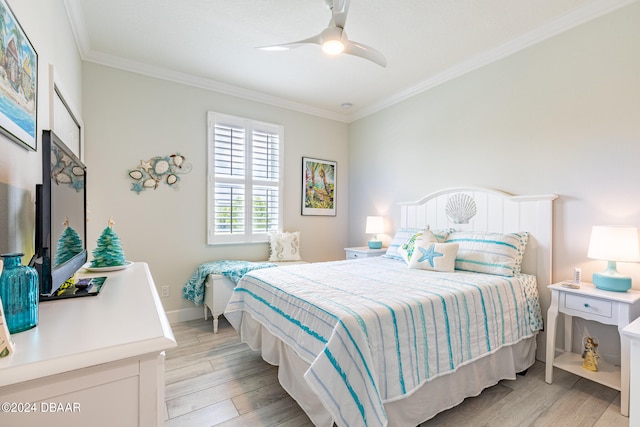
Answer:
[344,247,386,260]
[564,294,613,319]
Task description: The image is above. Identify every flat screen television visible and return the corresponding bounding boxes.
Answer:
[32,130,88,299]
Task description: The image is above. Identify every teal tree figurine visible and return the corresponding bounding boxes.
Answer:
[55,218,84,267]
[91,217,127,268]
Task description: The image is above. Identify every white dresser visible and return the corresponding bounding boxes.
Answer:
[0,262,176,426]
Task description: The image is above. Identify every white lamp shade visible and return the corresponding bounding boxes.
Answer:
[365,216,384,235]
[587,225,640,262]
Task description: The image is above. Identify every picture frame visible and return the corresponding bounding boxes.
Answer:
[49,64,83,159]
[302,157,336,216]
[0,0,38,151]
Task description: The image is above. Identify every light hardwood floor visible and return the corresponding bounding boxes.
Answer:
[164,317,629,427]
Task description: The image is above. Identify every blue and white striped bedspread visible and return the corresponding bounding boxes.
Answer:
[224,257,543,427]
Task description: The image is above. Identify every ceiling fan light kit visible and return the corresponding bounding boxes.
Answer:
[258,0,386,67]
[320,26,345,55]
[322,40,345,55]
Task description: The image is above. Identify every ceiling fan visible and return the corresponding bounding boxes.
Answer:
[258,0,387,67]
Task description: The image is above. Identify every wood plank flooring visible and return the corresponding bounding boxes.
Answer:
[164,317,629,427]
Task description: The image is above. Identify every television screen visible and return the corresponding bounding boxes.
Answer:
[50,138,85,267]
[34,130,88,298]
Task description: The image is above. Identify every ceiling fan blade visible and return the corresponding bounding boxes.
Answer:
[332,0,350,29]
[257,34,322,51]
[258,0,385,67]
[344,40,387,67]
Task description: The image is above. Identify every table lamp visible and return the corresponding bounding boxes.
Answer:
[587,225,640,292]
[366,216,384,249]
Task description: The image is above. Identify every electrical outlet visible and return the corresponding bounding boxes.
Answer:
[161,286,170,298]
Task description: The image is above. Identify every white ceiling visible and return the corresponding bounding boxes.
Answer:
[64,0,633,122]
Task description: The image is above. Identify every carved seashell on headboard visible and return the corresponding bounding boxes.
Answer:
[446,193,477,224]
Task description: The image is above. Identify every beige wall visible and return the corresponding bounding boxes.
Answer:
[348,2,640,361]
[82,63,349,319]
[0,0,82,260]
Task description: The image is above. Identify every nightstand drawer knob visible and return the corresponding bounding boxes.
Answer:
[584,303,589,308]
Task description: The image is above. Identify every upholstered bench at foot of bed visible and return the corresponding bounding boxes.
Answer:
[204,260,307,333]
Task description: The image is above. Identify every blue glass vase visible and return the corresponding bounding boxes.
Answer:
[0,253,39,333]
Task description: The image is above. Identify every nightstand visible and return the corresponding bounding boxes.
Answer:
[344,246,386,260]
[545,281,640,416]
[622,318,640,424]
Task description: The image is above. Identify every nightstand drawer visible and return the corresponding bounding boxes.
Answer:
[564,294,613,319]
[344,247,387,260]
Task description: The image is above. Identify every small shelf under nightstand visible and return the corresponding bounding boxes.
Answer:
[344,246,386,260]
[545,281,640,417]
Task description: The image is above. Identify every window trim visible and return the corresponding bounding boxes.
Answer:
[207,112,283,245]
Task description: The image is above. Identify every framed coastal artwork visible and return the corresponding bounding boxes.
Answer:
[301,157,336,216]
[0,0,38,150]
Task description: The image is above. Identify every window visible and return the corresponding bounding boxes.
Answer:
[207,112,283,244]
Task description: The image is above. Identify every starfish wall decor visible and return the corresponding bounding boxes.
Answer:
[128,153,192,194]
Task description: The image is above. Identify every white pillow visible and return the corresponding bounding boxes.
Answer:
[409,242,459,272]
[431,228,453,243]
[384,228,422,260]
[268,231,301,262]
[386,227,452,261]
[397,228,437,264]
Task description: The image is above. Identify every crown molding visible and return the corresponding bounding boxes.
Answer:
[63,0,90,57]
[350,0,638,121]
[65,0,637,124]
[62,1,349,123]
[81,50,351,123]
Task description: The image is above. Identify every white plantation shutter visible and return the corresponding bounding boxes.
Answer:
[208,112,283,244]
[214,184,245,234]
[252,186,279,233]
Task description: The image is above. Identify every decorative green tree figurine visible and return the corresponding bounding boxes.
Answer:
[91,217,127,268]
[54,218,84,267]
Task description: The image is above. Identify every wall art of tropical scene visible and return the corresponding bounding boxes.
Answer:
[0,0,37,149]
[303,158,336,215]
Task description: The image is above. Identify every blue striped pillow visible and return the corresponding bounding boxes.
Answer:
[445,231,529,276]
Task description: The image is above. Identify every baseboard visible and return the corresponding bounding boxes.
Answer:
[165,306,204,324]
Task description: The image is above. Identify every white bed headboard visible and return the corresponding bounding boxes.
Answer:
[399,187,558,360]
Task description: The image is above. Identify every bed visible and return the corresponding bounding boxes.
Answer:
[224,187,557,427]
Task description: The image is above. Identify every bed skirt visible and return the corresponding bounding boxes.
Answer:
[235,311,537,427]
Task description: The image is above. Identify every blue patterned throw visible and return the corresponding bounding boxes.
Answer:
[183,260,276,305]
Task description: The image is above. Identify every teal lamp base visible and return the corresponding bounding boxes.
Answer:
[593,261,632,292]
[368,240,382,249]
